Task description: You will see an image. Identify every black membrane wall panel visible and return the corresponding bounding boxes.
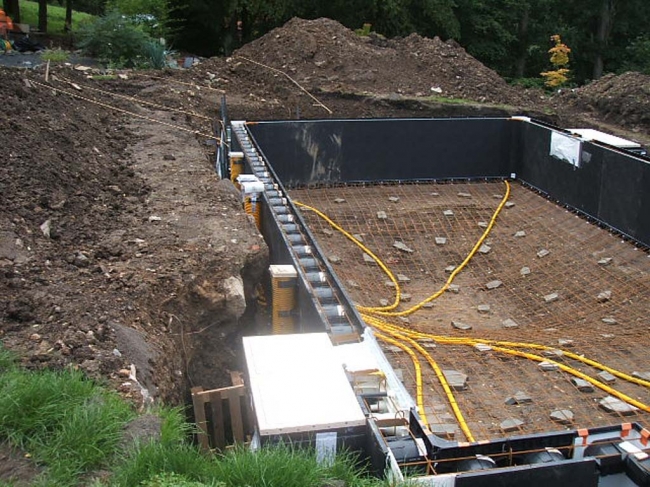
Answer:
[248,118,514,186]
[517,121,650,246]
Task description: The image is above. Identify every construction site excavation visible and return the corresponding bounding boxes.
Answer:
[218,116,650,485]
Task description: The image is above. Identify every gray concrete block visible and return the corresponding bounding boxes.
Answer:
[542,349,564,358]
[598,257,613,266]
[478,221,488,228]
[558,339,574,347]
[346,280,360,289]
[442,370,468,390]
[421,301,435,309]
[474,343,492,352]
[430,192,440,197]
[601,317,617,325]
[429,424,457,439]
[448,284,460,293]
[334,198,346,203]
[486,280,502,290]
[445,265,456,273]
[452,321,472,331]
[502,318,519,329]
[322,228,334,236]
[544,292,559,303]
[500,418,524,432]
[520,266,531,276]
[478,244,492,254]
[598,371,616,384]
[377,211,388,220]
[443,210,454,216]
[363,253,375,263]
[393,241,414,253]
[514,231,526,238]
[399,316,410,324]
[397,274,411,282]
[379,299,390,307]
[550,409,574,425]
[435,237,447,245]
[505,202,516,208]
[599,396,638,416]
[539,361,560,371]
[537,249,550,258]
[329,255,342,264]
[477,304,491,314]
[570,377,595,392]
[505,391,532,405]
[400,293,412,302]
[597,290,612,302]
[632,371,650,381]
[352,233,364,242]
[385,281,396,288]
[388,196,400,203]
[457,192,472,198]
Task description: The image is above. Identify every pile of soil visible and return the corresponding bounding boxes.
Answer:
[197,17,528,106]
[566,71,650,132]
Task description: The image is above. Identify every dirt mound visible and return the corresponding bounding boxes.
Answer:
[199,17,526,106]
[569,72,650,131]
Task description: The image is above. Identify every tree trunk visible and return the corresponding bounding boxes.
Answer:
[38,0,47,33]
[593,0,614,80]
[514,5,530,78]
[4,0,20,23]
[65,0,72,32]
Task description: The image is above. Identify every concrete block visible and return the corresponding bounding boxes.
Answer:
[363,253,375,263]
[514,231,526,238]
[421,301,435,308]
[500,418,524,432]
[443,210,454,216]
[598,371,616,384]
[400,293,412,302]
[505,391,532,405]
[570,377,595,392]
[346,280,360,289]
[397,274,411,283]
[458,192,472,198]
[486,280,502,290]
[477,304,491,314]
[505,202,516,208]
[452,321,472,331]
[478,244,492,254]
[601,317,617,325]
[388,196,400,203]
[558,339,574,347]
[474,343,492,352]
[542,349,564,358]
[597,290,612,302]
[544,292,559,303]
[430,192,440,197]
[598,257,613,266]
[393,241,414,253]
[520,266,531,276]
[435,237,447,245]
[537,249,550,258]
[632,371,650,381]
[334,198,346,203]
[429,424,457,439]
[329,255,342,264]
[502,318,519,329]
[448,284,460,293]
[478,221,488,228]
[550,409,574,425]
[377,211,388,220]
[384,281,396,287]
[379,299,389,307]
[399,316,410,324]
[322,228,334,236]
[442,370,468,390]
[352,233,364,242]
[445,265,456,273]
[539,361,559,371]
[599,396,638,416]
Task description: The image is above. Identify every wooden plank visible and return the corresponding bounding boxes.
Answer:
[191,386,210,452]
[374,417,409,428]
[194,384,244,397]
[227,386,245,443]
[209,391,226,450]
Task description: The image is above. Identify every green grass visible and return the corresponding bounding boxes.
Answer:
[18,0,95,34]
[40,48,70,62]
[0,343,390,487]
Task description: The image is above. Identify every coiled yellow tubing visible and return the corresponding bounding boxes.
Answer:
[295,180,650,443]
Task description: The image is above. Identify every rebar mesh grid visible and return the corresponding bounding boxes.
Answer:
[290,180,650,441]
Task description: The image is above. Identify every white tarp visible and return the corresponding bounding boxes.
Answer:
[550,131,581,168]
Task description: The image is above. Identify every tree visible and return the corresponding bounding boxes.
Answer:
[3,0,20,23]
[38,0,48,32]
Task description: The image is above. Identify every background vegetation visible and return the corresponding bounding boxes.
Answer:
[4,0,649,83]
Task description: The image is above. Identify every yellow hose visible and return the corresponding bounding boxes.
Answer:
[374,331,429,427]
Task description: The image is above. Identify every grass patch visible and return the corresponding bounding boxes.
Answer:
[0,356,135,486]
[40,48,70,62]
[18,0,95,34]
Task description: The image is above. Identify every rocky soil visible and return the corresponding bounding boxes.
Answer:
[1,16,648,416]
